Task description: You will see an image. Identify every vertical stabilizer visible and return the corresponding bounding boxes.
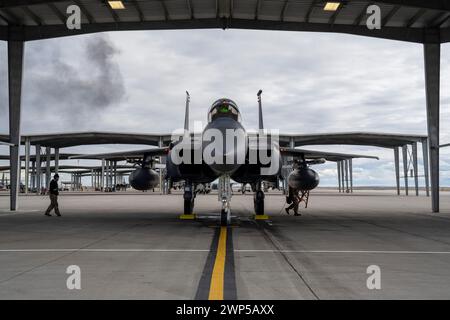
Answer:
[257,90,264,130]
[184,91,190,131]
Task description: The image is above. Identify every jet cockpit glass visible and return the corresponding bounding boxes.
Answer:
[208,99,241,122]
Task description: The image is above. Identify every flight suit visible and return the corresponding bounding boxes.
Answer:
[45,179,61,216]
[285,187,301,216]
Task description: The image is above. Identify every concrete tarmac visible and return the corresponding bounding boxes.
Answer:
[1,190,450,299]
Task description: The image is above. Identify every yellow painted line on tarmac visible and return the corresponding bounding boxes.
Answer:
[208,226,227,300]
[179,214,196,220]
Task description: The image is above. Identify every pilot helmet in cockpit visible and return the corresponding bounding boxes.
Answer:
[207,99,241,123]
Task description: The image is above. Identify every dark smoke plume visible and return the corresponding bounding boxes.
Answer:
[18,34,126,130]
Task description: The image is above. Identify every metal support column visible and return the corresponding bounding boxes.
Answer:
[422,138,430,197]
[101,159,105,191]
[394,147,400,195]
[340,161,345,193]
[105,162,107,190]
[106,161,109,190]
[8,41,25,210]
[45,146,51,189]
[104,162,107,190]
[412,142,419,196]
[110,161,113,189]
[25,137,30,194]
[424,42,440,212]
[113,161,117,191]
[344,160,349,193]
[159,137,164,195]
[31,160,35,191]
[402,145,409,196]
[107,161,110,190]
[349,158,353,193]
[35,145,41,194]
[54,148,59,174]
[337,161,341,192]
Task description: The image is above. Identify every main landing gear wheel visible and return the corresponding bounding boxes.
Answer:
[184,198,194,215]
[254,190,265,216]
[183,182,195,217]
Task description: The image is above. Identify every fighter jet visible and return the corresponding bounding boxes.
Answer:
[72,91,378,225]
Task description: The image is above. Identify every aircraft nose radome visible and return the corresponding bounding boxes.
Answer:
[209,162,242,175]
[202,118,247,175]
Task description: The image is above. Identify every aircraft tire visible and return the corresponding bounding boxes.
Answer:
[254,190,265,215]
[184,199,194,215]
[255,200,264,215]
[221,209,228,226]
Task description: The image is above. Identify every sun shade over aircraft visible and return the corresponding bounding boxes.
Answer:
[70,91,378,225]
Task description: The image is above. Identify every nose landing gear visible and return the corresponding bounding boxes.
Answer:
[180,181,196,219]
[220,201,231,226]
[219,175,232,226]
[254,189,265,215]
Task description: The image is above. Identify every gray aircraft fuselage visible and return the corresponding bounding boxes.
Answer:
[165,98,278,186]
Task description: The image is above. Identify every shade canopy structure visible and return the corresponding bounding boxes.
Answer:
[0,131,427,149]
[1,0,443,212]
[0,1,450,43]
[0,164,135,172]
[0,132,170,148]
[0,152,81,161]
[58,168,134,174]
[280,132,427,148]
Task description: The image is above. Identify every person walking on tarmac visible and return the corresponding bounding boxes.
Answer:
[285,186,301,216]
[45,173,61,217]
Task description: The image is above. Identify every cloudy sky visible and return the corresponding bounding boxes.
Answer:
[0,29,449,187]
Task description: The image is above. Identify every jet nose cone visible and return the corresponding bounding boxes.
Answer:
[209,163,241,175]
[202,118,247,175]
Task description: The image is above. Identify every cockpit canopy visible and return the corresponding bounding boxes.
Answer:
[207,98,241,123]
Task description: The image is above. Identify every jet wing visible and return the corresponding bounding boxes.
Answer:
[69,147,169,161]
[279,147,379,162]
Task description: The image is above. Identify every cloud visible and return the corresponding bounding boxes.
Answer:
[0,34,126,132]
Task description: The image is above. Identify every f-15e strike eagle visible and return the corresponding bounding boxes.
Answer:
[71,91,378,225]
